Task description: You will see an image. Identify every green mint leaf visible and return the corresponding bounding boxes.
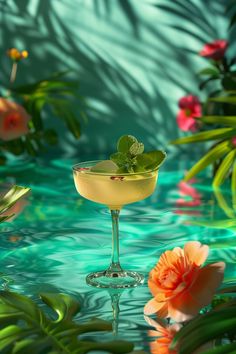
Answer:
[136,150,166,170]
[110,152,128,167]
[117,135,137,153]
[129,142,144,156]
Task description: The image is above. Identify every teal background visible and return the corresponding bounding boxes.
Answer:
[0,0,232,157]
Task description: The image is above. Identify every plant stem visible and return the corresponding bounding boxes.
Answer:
[10,62,18,84]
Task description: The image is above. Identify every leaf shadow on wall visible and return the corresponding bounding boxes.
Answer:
[1,0,226,157]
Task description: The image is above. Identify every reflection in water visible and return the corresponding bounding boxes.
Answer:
[109,289,123,336]
[0,159,235,351]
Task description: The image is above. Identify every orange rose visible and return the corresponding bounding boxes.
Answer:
[0,98,31,141]
[144,241,225,322]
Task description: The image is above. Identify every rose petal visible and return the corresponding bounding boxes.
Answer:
[168,288,202,322]
[184,241,209,266]
[144,297,167,316]
[189,262,225,306]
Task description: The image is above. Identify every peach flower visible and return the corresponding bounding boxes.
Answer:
[0,98,30,141]
[144,241,225,322]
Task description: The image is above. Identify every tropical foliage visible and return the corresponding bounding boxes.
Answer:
[171,286,236,354]
[0,185,30,223]
[0,291,133,354]
[0,50,86,164]
[171,36,236,194]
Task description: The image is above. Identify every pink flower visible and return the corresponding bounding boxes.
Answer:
[199,40,228,60]
[144,241,225,322]
[0,98,30,141]
[231,137,236,147]
[176,180,202,208]
[177,96,202,132]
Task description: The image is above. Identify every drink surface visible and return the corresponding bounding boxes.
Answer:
[73,167,158,209]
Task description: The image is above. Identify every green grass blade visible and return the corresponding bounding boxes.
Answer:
[183,141,231,181]
[171,128,236,145]
[201,116,236,127]
[213,150,236,188]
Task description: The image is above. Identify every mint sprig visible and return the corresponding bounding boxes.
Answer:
[110,135,166,173]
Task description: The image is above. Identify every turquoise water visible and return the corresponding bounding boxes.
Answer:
[0,158,235,352]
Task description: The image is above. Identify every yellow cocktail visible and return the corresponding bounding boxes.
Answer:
[73,160,160,288]
[73,163,158,210]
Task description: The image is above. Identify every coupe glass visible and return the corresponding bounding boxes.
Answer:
[72,160,159,288]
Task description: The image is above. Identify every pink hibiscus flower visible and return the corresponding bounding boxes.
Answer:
[177,95,202,132]
[199,40,228,61]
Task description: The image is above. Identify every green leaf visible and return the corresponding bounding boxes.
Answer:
[171,128,236,145]
[210,96,236,104]
[203,342,236,354]
[52,103,81,139]
[129,142,144,156]
[0,291,133,353]
[117,135,137,153]
[201,116,236,127]
[222,76,236,91]
[213,150,236,188]
[0,325,30,351]
[183,141,231,181]
[189,219,236,229]
[171,306,236,354]
[218,285,236,294]
[44,129,58,145]
[232,160,236,207]
[110,152,128,167]
[136,150,166,170]
[198,67,220,77]
[0,186,30,216]
[40,293,80,323]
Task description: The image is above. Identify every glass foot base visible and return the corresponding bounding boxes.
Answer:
[86,270,144,288]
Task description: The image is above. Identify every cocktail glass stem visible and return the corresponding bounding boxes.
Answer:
[107,210,123,273]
